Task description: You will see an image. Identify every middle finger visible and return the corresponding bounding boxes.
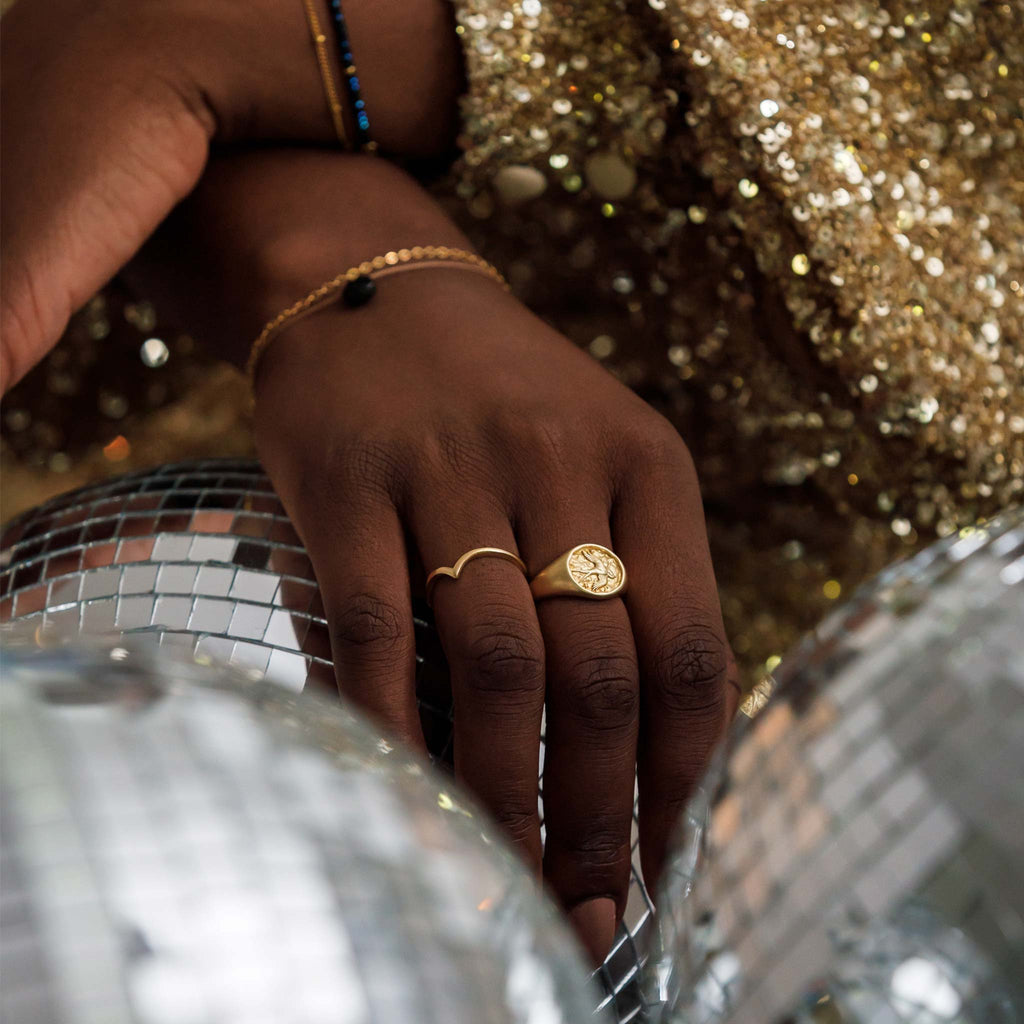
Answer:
[517,487,639,965]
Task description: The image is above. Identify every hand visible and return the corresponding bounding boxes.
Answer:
[258,267,740,962]
[132,150,741,965]
[0,0,461,388]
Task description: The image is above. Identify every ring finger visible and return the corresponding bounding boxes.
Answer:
[408,483,545,874]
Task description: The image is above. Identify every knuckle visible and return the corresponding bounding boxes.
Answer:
[555,825,630,878]
[493,409,577,475]
[321,435,405,503]
[431,423,493,480]
[331,592,406,659]
[493,805,538,846]
[640,419,696,474]
[650,619,729,715]
[562,653,639,731]
[459,616,545,703]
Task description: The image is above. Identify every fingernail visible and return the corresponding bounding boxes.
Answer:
[567,896,616,967]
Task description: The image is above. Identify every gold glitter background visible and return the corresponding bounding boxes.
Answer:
[3,0,1022,686]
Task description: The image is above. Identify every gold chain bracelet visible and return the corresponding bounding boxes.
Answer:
[301,0,349,147]
[247,246,508,399]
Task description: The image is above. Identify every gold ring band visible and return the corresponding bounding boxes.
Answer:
[529,543,627,601]
[425,547,527,606]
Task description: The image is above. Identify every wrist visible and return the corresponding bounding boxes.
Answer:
[249,157,475,321]
[126,151,475,367]
[178,0,462,154]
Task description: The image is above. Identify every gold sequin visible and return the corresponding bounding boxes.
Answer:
[441,0,1023,685]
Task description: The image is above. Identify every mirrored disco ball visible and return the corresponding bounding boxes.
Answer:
[654,508,1024,1024]
[0,635,603,1024]
[0,459,654,1022]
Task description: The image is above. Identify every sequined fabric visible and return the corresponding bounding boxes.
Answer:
[3,0,1022,683]
[437,0,1024,674]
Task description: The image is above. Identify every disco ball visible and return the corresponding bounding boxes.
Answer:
[653,508,1024,1023]
[0,635,603,1024]
[0,458,653,1022]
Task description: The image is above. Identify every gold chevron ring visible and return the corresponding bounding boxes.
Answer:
[425,547,528,606]
[529,543,627,601]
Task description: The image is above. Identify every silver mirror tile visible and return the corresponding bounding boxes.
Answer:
[0,458,670,1022]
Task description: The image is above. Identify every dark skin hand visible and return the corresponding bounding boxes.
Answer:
[131,152,742,964]
[3,0,740,966]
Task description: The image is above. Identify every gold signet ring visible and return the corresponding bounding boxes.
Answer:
[425,547,528,606]
[529,543,627,601]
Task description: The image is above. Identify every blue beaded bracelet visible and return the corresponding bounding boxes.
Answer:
[327,0,376,153]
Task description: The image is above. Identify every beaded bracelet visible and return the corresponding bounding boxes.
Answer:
[327,0,376,153]
[300,0,348,147]
[247,246,508,399]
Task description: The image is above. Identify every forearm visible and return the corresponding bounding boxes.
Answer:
[127,150,477,369]
[0,0,462,390]
[204,0,464,154]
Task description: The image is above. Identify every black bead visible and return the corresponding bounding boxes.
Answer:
[342,275,377,308]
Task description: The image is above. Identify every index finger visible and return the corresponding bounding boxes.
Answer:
[611,439,739,895]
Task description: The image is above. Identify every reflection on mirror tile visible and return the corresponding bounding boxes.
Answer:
[83,542,117,570]
[120,565,158,595]
[126,495,161,512]
[159,631,196,653]
[194,566,234,597]
[119,515,157,538]
[189,598,233,634]
[83,519,117,544]
[229,570,278,605]
[153,596,193,631]
[195,634,235,665]
[189,511,234,534]
[232,542,270,571]
[48,576,81,607]
[232,515,271,539]
[229,642,271,674]
[161,491,201,511]
[227,604,272,641]
[265,649,310,692]
[116,596,155,630]
[14,586,47,617]
[197,491,242,511]
[44,551,82,580]
[263,609,305,651]
[81,569,121,600]
[43,606,81,635]
[189,536,237,564]
[152,535,193,562]
[115,538,154,564]
[81,597,117,633]
[156,565,198,595]
[12,562,43,591]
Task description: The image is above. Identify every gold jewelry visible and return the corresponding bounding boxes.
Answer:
[301,0,349,147]
[529,543,627,601]
[425,547,527,606]
[247,246,508,399]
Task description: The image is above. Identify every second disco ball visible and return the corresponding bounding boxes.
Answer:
[654,508,1024,1023]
